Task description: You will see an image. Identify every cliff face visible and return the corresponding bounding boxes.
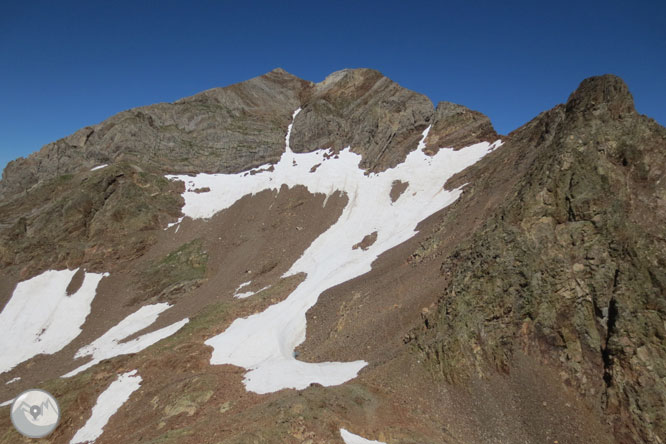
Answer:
[415,75,666,443]
[0,70,664,444]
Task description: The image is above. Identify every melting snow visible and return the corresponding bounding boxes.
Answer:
[70,370,142,444]
[236,281,251,291]
[167,109,500,393]
[90,164,108,171]
[5,377,20,385]
[340,428,386,444]
[234,285,270,299]
[164,216,184,231]
[0,269,108,374]
[63,303,188,377]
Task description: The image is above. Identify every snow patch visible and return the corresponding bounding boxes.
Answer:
[236,281,252,291]
[63,303,188,377]
[0,269,108,374]
[70,370,142,444]
[0,399,13,407]
[234,285,270,299]
[490,139,504,150]
[340,428,386,444]
[90,164,108,171]
[168,113,500,393]
[164,216,184,231]
[5,377,20,385]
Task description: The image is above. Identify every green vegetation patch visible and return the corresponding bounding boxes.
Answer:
[134,239,208,305]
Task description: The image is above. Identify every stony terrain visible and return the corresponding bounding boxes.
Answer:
[0,69,663,443]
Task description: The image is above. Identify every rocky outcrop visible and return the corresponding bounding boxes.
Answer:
[425,101,498,152]
[290,68,436,171]
[415,75,666,443]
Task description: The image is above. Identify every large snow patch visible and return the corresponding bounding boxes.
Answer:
[0,269,108,374]
[167,108,501,393]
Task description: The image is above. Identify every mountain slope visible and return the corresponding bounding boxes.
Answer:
[0,70,663,444]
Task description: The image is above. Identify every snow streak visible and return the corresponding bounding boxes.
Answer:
[63,303,188,377]
[70,370,142,444]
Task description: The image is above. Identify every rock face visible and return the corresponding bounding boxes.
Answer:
[426,101,498,152]
[290,68,435,171]
[416,74,666,443]
[0,70,664,444]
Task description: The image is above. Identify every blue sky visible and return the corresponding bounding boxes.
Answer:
[1,0,664,172]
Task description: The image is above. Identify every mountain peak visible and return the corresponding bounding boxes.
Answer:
[565,74,635,118]
[266,67,298,78]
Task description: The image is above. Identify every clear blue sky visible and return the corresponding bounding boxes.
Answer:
[1,0,664,173]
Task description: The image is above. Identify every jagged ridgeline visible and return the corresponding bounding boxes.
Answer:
[0,69,664,444]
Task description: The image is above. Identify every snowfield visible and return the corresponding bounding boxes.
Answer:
[70,370,142,444]
[0,269,108,374]
[168,108,501,393]
[63,303,188,377]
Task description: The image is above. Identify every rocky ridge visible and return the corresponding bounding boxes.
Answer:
[414,74,666,443]
[0,70,664,443]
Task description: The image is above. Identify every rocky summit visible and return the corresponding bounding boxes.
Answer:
[0,69,664,444]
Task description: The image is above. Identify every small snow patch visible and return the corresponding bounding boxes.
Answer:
[0,399,13,407]
[70,370,142,444]
[235,281,251,292]
[340,428,386,444]
[63,303,188,377]
[489,139,504,150]
[234,285,270,299]
[5,377,20,385]
[164,216,184,231]
[90,164,108,171]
